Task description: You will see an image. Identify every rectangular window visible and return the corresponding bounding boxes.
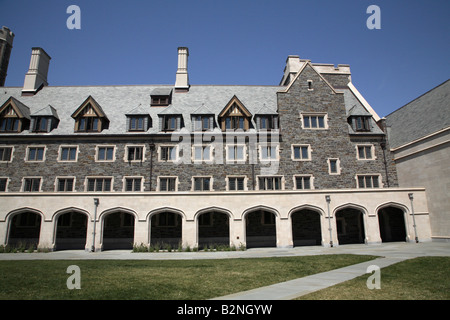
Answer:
[260,145,278,161]
[292,145,311,161]
[357,145,374,160]
[0,178,8,192]
[57,178,75,192]
[97,146,114,161]
[0,118,20,132]
[328,158,341,175]
[159,177,177,192]
[258,115,278,130]
[155,212,177,227]
[193,145,211,162]
[59,146,78,161]
[193,177,212,191]
[354,116,371,132]
[302,114,327,129]
[228,176,246,191]
[294,176,312,190]
[33,117,49,132]
[87,178,112,192]
[357,175,381,188]
[128,116,146,131]
[0,147,13,162]
[23,178,41,192]
[258,176,283,190]
[225,117,245,130]
[125,177,142,192]
[159,146,177,162]
[127,146,144,161]
[27,147,45,161]
[77,117,99,132]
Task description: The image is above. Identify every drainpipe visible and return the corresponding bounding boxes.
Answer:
[148,143,155,191]
[408,193,419,243]
[325,195,333,247]
[91,198,99,252]
[380,140,390,188]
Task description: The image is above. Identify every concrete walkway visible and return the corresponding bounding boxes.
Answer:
[1,242,449,300]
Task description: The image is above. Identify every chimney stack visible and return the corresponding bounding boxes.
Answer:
[279,55,302,86]
[0,26,15,87]
[22,47,51,95]
[175,47,189,92]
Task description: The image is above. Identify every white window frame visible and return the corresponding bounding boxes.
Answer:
[192,144,214,163]
[54,176,76,192]
[25,145,47,162]
[157,176,179,192]
[57,145,79,162]
[256,175,284,191]
[124,144,147,163]
[122,176,145,192]
[356,144,376,160]
[85,176,114,192]
[0,177,10,192]
[307,79,314,91]
[355,174,383,189]
[293,174,314,190]
[226,175,248,191]
[258,143,280,162]
[226,144,247,163]
[21,176,43,192]
[327,158,341,175]
[291,144,312,161]
[300,112,329,130]
[158,145,178,162]
[0,145,14,163]
[95,145,116,162]
[191,176,214,192]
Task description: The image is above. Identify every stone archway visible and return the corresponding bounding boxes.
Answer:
[291,209,322,246]
[335,207,365,245]
[55,210,88,250]
[102,210,135,250]
[378,206,407,242]
[245,209,277,248]
[150,211,182,248]
[7,210,42,249]
[197,210,230,249]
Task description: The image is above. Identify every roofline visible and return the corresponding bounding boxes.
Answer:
[347,82,380,122]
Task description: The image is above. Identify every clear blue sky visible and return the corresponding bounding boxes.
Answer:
[1,0,449,117]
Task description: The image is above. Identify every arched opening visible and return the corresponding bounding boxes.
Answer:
[102,211,135,250]
[150,211,182,248]
[291,209,322,246]
[335,207,365,245]
[8,211,41,249]
[378,206,407,242]
[55,211,88,250]
[197,211,230,249]
[245,209,276,248]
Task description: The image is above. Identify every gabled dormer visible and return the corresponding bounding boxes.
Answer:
[254,104,278,131]
[125,105,151,132]
[218,95,252,131]
[30,105,59,133]
[150,88,172,107]
[0,97,30,133]
[71,96,109,133]
[191,104,215,132]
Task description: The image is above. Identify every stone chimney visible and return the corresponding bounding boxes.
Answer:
[22,47,51,95]
[175,47,189,92]
[279,55,302,86]
[0,26,15,87]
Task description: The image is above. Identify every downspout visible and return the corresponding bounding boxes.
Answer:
[148,143,155,191]
[325,195,333,247]
[91,198,99,252]
[408,193,419,243]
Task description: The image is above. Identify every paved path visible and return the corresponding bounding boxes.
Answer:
[1,242,449,300]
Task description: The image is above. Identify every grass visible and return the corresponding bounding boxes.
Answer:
[298,256,450,300]
[0,254,376,300]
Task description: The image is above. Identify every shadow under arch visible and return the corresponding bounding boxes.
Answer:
[100,207,137,250]
[333,203,368,245]
[195,206,232,249]
[52,207,90,251]
[147,207,185,248]
[289,204,324,247]
[242,205,279,248]
[5,207,44,248]
[376,202,408,243]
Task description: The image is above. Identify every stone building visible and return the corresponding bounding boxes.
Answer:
[0,43,432,251]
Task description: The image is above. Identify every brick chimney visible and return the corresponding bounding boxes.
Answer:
[22,47,51,95]
[175,47,189,92]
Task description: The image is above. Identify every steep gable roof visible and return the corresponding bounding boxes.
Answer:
[218,95,252,118]
[0,97,31,119]
[71,95,108,119]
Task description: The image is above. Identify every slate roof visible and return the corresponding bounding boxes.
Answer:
[385,79,450,149]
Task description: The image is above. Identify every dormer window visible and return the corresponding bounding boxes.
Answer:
[218,96,252,131]
[0,97,30,133]
[256,115,278,131]
[192,115,214,131]
[30,105,59,133]
[349,116,371,132]
[160,115,182,132]
[150,88,172,107]
[71,96,109,133]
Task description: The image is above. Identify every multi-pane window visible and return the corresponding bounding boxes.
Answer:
[128,116,147,131]
[27,147,45,161]
[0,117,19,132]
[59,146,77,161]
[225,117,245,130]
[23,178,41,192]
[292,145,310,160]
[193,145,211,162]
[57,178,75,192]
[227,145,245,162]
[124,177,142,192]
[159,177,177,192]
[302,114,326,129]
[0,178,8,192]
[258,176,283,191]
[159,146,177,161]
[228,176,246,191]
[0,147,13,162]
[160,115,181,131]
[257,115,278,130]
[192,115,213,131]
[87,178,112,192]
[260,145,278,161]
[328,158,340,175]
[77,117,99,132]
[357,175,380,188]
[354,116,371,132]
[97,146,114,161]
[127,146,144,161]
[193,177,212,191]
[357,145,374,160]
[294,175,312,190]
[154,212,177,227]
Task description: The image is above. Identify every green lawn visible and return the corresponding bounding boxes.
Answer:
[298,256,450,300]
[0,254,376,300]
